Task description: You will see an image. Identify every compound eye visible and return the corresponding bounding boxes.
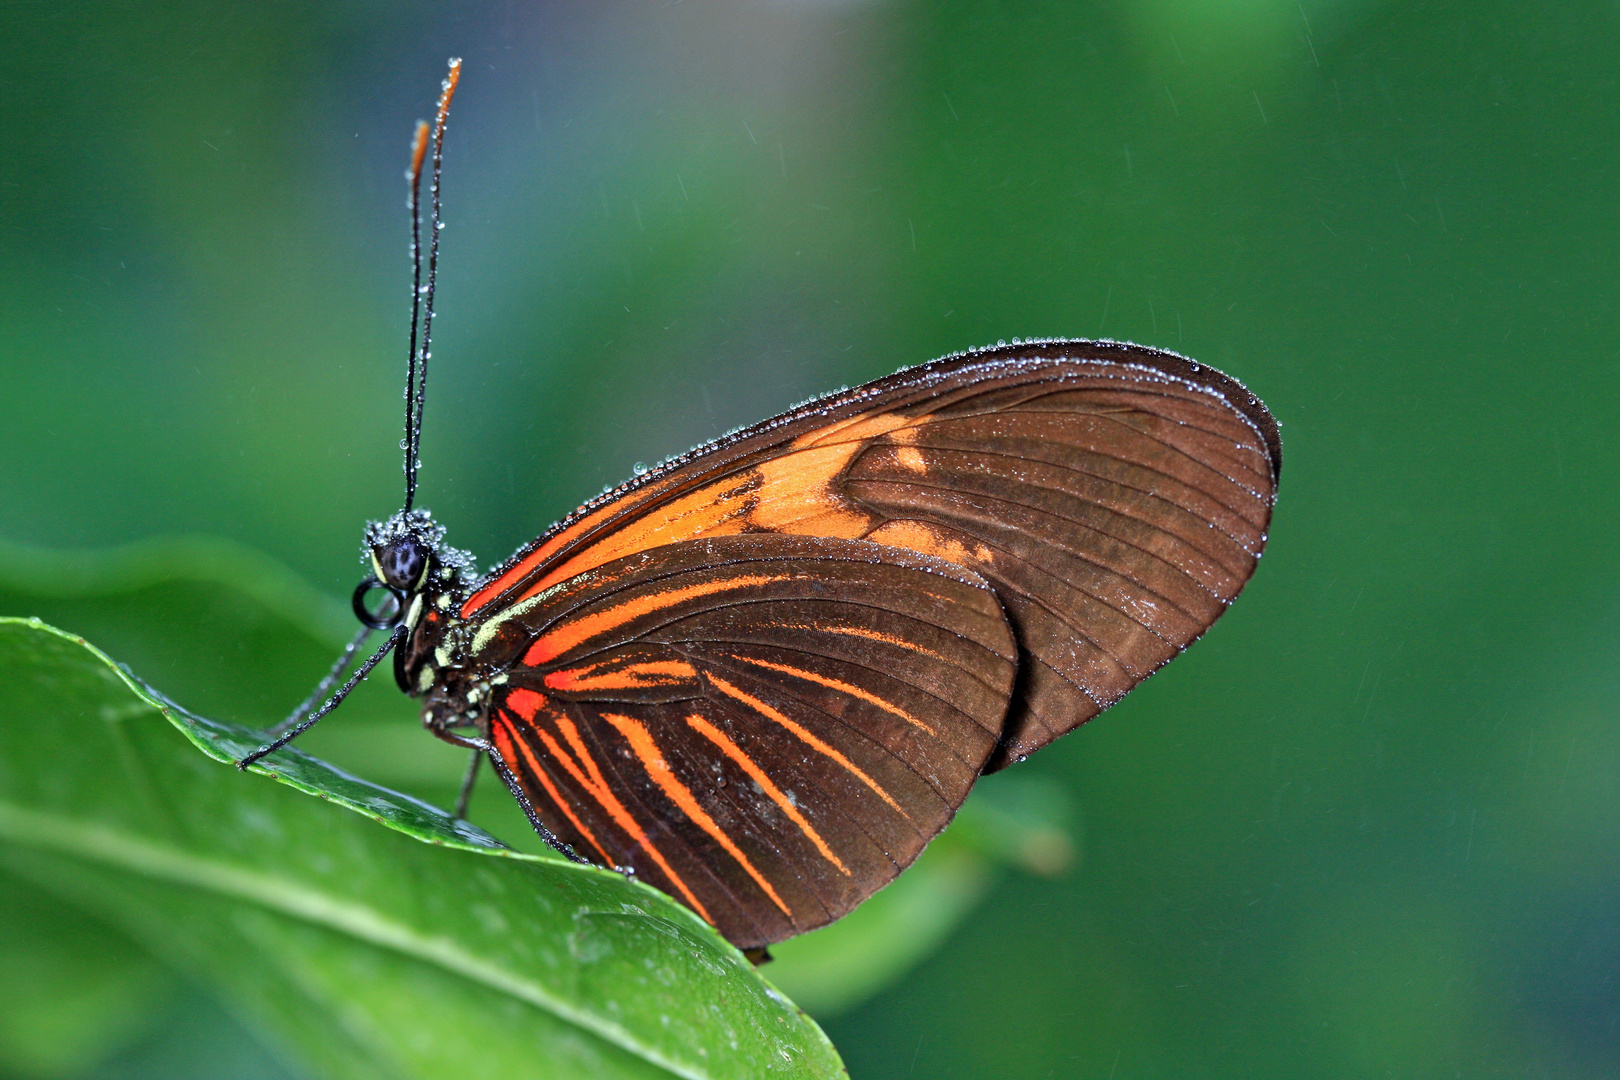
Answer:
[353,578,404,630]
[375,536,429,591]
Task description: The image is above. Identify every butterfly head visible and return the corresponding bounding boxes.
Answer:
[355,508,478,632]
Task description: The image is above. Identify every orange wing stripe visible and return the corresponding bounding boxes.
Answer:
[544,659,700,694]
[707,673,907,818]
[730,654,937,735]
[601,711,794,920]
[537,714,712,923]
[491,711,614,864]
[463,498,635,616]
[523,574,783,667]
[775,621,952,663]
[685,712,850,876]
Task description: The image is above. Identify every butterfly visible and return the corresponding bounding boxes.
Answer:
[240,60,1280,953]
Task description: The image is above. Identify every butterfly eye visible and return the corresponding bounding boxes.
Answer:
[352,577,405,630]
[374,536,430,591]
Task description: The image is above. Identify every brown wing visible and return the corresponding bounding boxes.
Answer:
[465,340,1280,769]
[468,534,1017,948]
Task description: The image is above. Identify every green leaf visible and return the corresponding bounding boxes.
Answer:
[0,534,562,851]
[0,618,845,1080]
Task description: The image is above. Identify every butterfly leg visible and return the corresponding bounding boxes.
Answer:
[266,623,375,738]
[453,747,481,819]
[238,625,406,770]
[430,725,593,865]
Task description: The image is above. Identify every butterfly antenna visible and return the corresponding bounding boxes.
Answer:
[402,57,462,512]
[401,118,430,511]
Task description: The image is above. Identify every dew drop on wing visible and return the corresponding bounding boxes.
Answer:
[633,461,648,475]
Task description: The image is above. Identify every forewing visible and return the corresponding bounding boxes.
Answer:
[478,534,1017,949]
[466,340,1280,769]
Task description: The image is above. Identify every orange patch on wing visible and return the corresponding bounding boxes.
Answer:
[732,654,937,735]
[887,422,929,475]
[684,712,850,875]
[894,444,928,474]
[864,519,996,570]
[523,474,759,597]
[464,410,937,617]
[536,713,712,923]
[544,659,699,695]
[730,413,928,536]
[733,451,870,535]
[523,573,781,667]
[601,711,794,920]
[707,673,907,817]
[491,711,613,864]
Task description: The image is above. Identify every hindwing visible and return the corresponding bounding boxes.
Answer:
[464,534,1017,948]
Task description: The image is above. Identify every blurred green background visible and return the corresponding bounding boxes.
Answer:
[4,0,1618,1077]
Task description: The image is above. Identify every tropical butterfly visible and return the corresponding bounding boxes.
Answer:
[240,60,1280,952]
